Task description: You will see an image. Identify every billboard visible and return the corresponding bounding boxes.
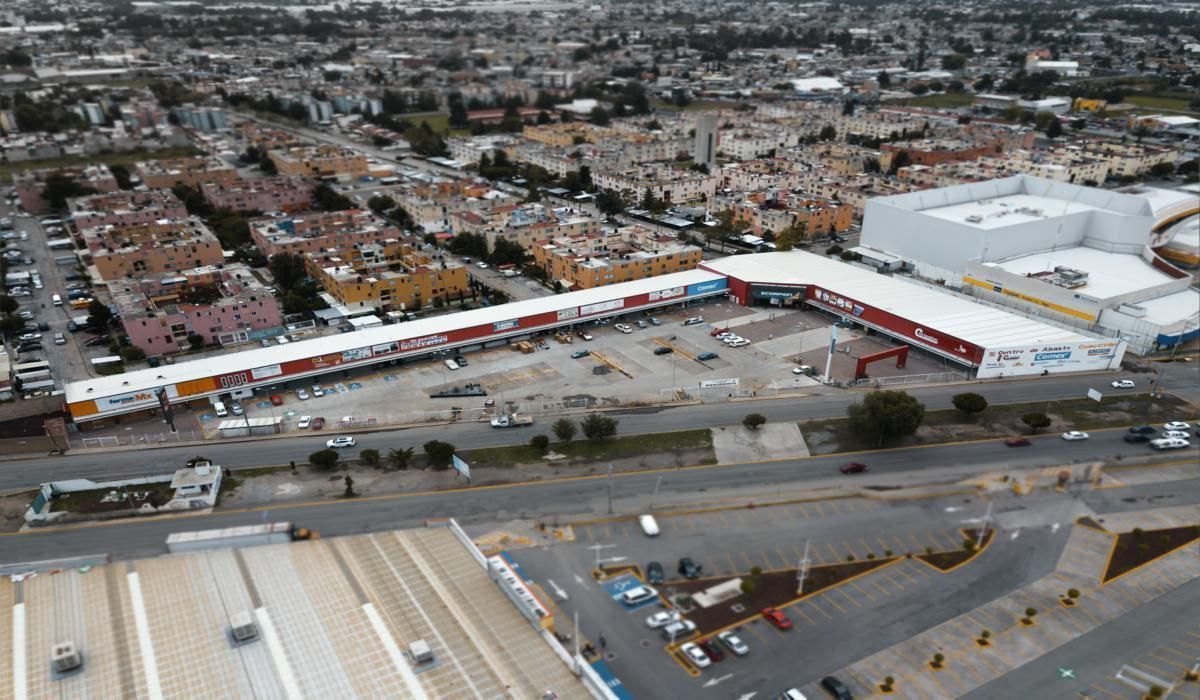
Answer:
[580,299,624,316]
[976,339,1124,378]
[96,389,159,412]
[649,286,685,301]
[493,319,520,332]
[451,454,471,482]
[687,279,728,296]
[557,307,580,321]
[251,364,283,380]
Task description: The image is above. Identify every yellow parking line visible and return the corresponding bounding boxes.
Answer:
[805,598,835,619]
[825,500,845,515]
[776,549,794,569]
[759,552,776,570]
[602,524,614,539]
[724,553,739,574]
[907,532,926,551]
[792,606,818,626]
[826,543,843,561]
[796,503,811,518]
[844,668,876,693]
[733,509,749,526]
[582,525,595,541]
[1111,584,1142,609]
[867,574,892,598]
[876,536,893,554]
[877,567,907,590]
[1158,647,1197,664]
[830,586,862,609]
[745,623,769,643]
[715,511,733,527]
[819,592,849,615]
[1147,652,1189,673]
[740,552,756,569]
[892,563,920,586]
[846,580,876,604]
[812,501,826,517]
[1087,685,1127,700]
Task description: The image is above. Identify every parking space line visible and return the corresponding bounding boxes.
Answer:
[792,606,818,626]
[866,574,892,598]
[1159,646,1197,664]
[859,538,876,557]
[615,522,632,537]
[1085,684,1126,700]
[805,597,835,619]
[758,552,776,570]
[1111,584,1142,609]
[1073,602,1102,628]
[602,524,614,539]
[907,532,926,551]
[825,543,843,562]
[1147,652,1189,674]
[845,579,877,604]
[843,668,876,694]
[745,623,769,644]
[877,567,907,591]
[740,552,756,570]
[732,509,749,526]
[795,503,812,519]
[776,549,794,570]
[724,553,739,574]
[876,536,894,555]
[830,586,862,609]
[891,564,921,586]
[819,590,849,615]
[714,511,732,527]
[1131,659,1176,681]
[582,525,595,541]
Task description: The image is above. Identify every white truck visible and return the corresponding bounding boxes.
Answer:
[165,522,316,553]
[490,413,533,428]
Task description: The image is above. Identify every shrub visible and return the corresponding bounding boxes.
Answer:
[423,440,456,469]
[580,413,618,440]
[981,630,991,639]
[740,579,757,594]
[1025,607,1037,618]
[530,434,550,452]
[309,449,340,471]
[742,413,767,430]
[750,566,763,577]
[359,448,380,467]
[1021,412,1051,433]
[1067,588,1080,599]
[951,392,988,416]
[552,417,577,442]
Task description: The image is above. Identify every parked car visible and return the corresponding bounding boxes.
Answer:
[16,310,33,320]
[697,638,725,662]
[37,321,49,331]
[1061,431,1089,441]
[18,332,41,342]
[1164,422,1191,431]
[762,607,792,630]
[820,676,853,700]
[634,320,648,329]
[793,365,815,376]
[570,350,590,359]
[661,619,697,640]
[697,351,719,361]
[615,323,633,334]
[782,689,808,700]
[648,317,662,326]
[16,343,41,352]
[311,417,325,430]
[839,462,868,474]
[646,561,664,584]
[645,610,680,629]
[680,642,711,669]
[1004,437,1031,447]
[682,317,704,325]
[576,330,593,341]
[653,346,674,355]
[296,389,310,400]
[717,630,749,656]
[475,261,489,269]
[678,557,702,579]
[230,401,244,416]
[53,333,66,345]
[326,436,356,449]
[619,585,657,606]
[311,384,323,397]
[453,354,468,366]
[728,339,751,347]
[1111,379,1135,389]
[269,394,284,406]
[297,416,312,429]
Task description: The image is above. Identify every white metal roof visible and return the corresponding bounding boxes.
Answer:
[703,251,1091,349]
[987,247,1177,300]
[66,269,724,404]
[920,193,1100,229]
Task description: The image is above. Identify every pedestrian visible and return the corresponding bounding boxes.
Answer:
[599,635,606,649]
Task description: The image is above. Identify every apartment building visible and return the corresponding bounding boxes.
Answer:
[730,192,854,239]
[268,145,370,181]
[305,240,469,311]
[880,137,1004,168]
[392,178,521,233]
[201,176,314,214]
[84,217,226,281]
[68,189,188,230]
[522,122,608,147]
[1077,141,1177,178]
[531,224,703,290]
[13,165,120,214]
[450,203,603,252]
[801,174,918,219]
[592,165,720,206]
[249,209,401,259]
[835,112,930,141]
[111,264,283,356]
[134,156,238,190]
[720,159,812,192]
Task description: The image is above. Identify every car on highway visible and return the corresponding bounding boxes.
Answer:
[1164,422,1191,431]
[1111,379,1135,389]
[571,350,590,359]
[717,630,749,656]
[654,346,673,355]
[762,607,792,630]
[839,462,868,474]
[697,351,719,361]
[1123,433,1150,444]
[297,416,312,429]
[296,389,310,400]
[326,436,356,449]
[678,557,702,579]
[1150,437,1190,451]
[1162,430,1191,439]
[619,585,657,606]
[646,561,664,584]
[1129,425,1157,435]
[1061,431,1089,441]
[1004,437,1031,447]
[698,638,725,662]
[645,610,680,629]
[820,675,853,700]
[680,642,711,669]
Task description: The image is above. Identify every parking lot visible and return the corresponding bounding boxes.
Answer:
[499,491,1068,699]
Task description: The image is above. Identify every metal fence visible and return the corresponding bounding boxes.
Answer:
[848,371,967,388]
[73,430,203,449]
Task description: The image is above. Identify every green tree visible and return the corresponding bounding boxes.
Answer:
[1022,412,1051,433]
[552,417,577,442]
[742,413,767,430]
[951,392,988,417]
[313,183,354,211]
[40,172,97,210]
[359,448,381,467]
[343,474,356,497]
[388,447,415,470]
[581,413,618,440]
[0,294,17,315]
[269,253,308,291]
[590,105,611,126]
[775,220,807,251]
[595,190,625,220]
[367,194,396,214]
[1045,117,1063,138]
[309,448,340,470]
[847,391,926,447]
[423,440,456,469]
[818,124,838,141]
[86,299,113,333]
[530,434,550,452]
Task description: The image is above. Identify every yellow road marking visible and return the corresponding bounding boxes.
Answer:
[805,598,835,619]
[846,580,876,604]
[830,586,861,609]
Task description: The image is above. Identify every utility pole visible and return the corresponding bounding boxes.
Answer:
[796,539,810,595]
[606,462,614,514]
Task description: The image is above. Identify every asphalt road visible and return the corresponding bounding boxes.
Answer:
[6,365,1195,488]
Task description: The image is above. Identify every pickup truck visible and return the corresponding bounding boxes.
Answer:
[490,414,533,428]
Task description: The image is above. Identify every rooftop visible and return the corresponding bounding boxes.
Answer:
[987,247,1177,300]
[921,193,1101,230]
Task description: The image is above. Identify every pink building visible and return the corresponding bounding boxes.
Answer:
[13,165,120,214]
[111,264,284,356]
[249,209,401,258]
[201,176,314,214]
[83,217,225,282]
[69,189,188,230]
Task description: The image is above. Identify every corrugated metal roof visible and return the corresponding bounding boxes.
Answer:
[703,251,1091,349]
[66,269,724,404]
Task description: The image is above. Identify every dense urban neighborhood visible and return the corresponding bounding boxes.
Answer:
[0,1,1197,698]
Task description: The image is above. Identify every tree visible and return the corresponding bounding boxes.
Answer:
[552,418,577,442]
[269,253,308,291]
[0,294,17,315]
[580,413,618,440]
[876,71,891,88]
[818,124,838,141]
[86,299,113,333]
[367,194,396,214]
[313,183,354,211]
[775,220,807,251]
[743,413,767,430]
[595,190,625,220]
[309,449,340,470]
[951,392,988,417]
[847,391,926,447]
[530,434,550,452]
[423,440,456,469]
[360,448,381,467]
[388,447,415,470]
[40,172,97,210]
[1149,161,1175,177]
[1045,117,1063,138]
[343,474,356,497]
[942,53,966,71]
[590,105,611,126]
[1021,412,1051,433]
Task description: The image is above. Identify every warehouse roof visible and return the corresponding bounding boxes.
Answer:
[987,247,1177,300]
[3,523,589,700]
[66,268,724,404]
[703,251,1091,349]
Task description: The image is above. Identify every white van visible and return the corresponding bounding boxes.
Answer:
[51,293,63,306]
[213,401,229,418]
[443,358,460,371]
[638,514,660,537]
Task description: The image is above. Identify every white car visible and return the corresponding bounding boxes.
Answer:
[680,642,711,669]
[715,332,734,340]
[645,611,681,629]
[619,585,657,605]
[1164,422,1191,431]
[1111,379,1135,389]
[728,339,751,348]
[1162,430,1190,440]
[1061,431,1090,441]
[18,333,41,342]
[717,630,749,656]
[475,261,489,269]
[297,415,312,429]
[614,323,633,334]
[721,335,743,345]
[1151,437,1190,451]
[296,389,310,400]
[326,436,356,448]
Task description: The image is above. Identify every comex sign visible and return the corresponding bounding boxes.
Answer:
[977,340,1123,378]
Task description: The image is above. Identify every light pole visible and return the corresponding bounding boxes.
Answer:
[606,462,614,514]
[977,499,993,548]
[796,538,810,595]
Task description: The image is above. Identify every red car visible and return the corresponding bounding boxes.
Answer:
[839,462,868,474]
[762,607,792,630]
[269,394,284,406]
[311,417,325,430]
[698,638,725,662]
[1005,437,1031,447]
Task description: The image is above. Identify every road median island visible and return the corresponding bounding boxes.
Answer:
[1103,524,1200,583]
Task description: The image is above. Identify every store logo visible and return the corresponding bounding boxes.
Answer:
[1035,351,1071,361]
[913,327,939,345]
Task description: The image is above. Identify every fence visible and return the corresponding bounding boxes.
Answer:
[73,430,203,450]
[848,371,967,388]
